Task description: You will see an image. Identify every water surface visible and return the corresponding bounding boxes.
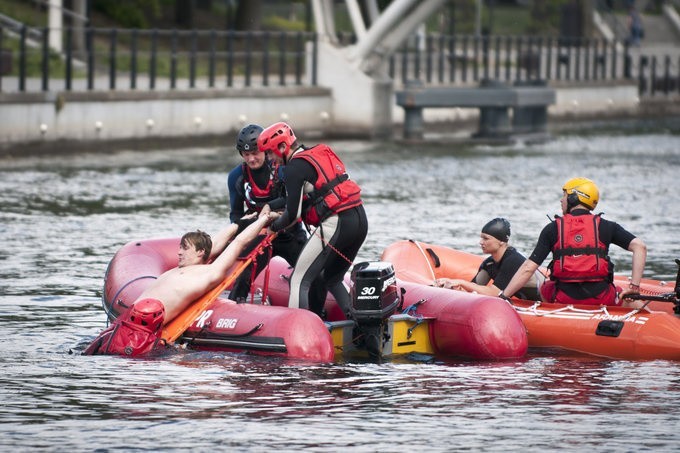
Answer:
[1,119,679,451]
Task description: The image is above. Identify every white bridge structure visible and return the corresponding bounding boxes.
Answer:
[310,0,447,136]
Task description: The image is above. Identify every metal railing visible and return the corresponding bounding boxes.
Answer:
[1,26,678,97]
[0,26,318,92]
[386,33,680,97]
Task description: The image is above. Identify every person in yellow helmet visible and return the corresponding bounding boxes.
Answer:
[501,177,647,306]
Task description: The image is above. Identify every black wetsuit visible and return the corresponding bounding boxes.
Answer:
[270,147,368,317]
[474,247,540,300]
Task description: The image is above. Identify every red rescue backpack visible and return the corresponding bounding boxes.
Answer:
[83,298,166,357]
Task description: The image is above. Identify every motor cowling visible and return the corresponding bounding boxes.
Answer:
[349,261,401,358]
[350,261,400,323]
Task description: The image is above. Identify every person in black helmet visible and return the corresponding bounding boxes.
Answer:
[436,218,544,300]
[226,124,309,302]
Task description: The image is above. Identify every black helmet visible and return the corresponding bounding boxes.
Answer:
[481,218,511,242]
[236,124,264,154]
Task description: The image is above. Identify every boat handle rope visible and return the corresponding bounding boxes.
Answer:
[402,298,427,315]
[107,275,158,317]
[334,332,362,352]
[330,322,372,352]
[311,223,354,266]
[516,302,645,321]
[400,300,428,339]
[245,239,274,304]
[408,239,437,285]
[407,317,424,340]
[182,322,265,347]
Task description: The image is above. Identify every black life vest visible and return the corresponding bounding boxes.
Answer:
[240,161,283,213]
[293,145,362,226]
[550,213,610,282]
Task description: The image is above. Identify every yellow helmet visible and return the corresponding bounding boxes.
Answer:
[562,177,599,210]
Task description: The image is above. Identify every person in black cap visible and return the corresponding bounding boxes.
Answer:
[436,218,544,300]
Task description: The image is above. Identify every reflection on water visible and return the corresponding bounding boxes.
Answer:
[0,119,679,450]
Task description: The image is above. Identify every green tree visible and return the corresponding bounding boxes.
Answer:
[91,0,163,28]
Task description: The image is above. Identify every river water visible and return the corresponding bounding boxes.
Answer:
[1,118,679,451]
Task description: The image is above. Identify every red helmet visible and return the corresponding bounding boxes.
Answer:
[257,122,296,158]
[127,298,165,332]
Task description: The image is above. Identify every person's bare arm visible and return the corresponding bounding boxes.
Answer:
[210,212,275,275]
[502,260,539,298]
[209,223,240,261]
[436,278,499,296]
[209,210,261,261]
[619,237,647,299]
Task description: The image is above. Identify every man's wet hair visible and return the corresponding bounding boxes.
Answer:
[180,230,212,263]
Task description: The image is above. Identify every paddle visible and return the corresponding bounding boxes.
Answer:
[161,232,277,344]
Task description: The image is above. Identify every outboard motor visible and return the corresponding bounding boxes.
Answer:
[350,261,400,357]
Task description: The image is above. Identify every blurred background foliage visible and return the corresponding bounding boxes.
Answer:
[0,0,575,36]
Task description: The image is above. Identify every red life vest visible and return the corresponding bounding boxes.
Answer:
[241,161,282,213]
[551,213,610,282]
[293,145,362,226]
[83,300,165,357]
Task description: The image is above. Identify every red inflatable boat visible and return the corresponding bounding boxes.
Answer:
[102,237,335,362]
[99,237,529,361]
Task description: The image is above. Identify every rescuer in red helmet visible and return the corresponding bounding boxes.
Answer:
[257,122,368,318]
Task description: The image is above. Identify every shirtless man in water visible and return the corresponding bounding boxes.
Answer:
[138,206,278,324]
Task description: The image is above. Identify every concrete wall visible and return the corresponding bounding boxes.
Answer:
[0,86,332,151]
[0,76,663,155]
[549,81,640,116]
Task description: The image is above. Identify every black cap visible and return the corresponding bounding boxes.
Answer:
[481,218,511,242]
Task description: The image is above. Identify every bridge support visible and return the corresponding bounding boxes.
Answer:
[312,0,446,138]
[396,80,556,141]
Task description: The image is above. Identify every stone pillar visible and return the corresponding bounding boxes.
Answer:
[72,0,88,55]
[400,80,425,140]
[476,79,511,138]
[512,80,549,135]
[48,0,63,53]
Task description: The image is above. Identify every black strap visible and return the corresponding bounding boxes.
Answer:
[307,173,349,207]
[553,247,608,258]
[425,248,441,268]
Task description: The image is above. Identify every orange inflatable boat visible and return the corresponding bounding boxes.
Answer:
[381,240,680,361]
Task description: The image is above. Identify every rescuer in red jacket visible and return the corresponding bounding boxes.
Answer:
[257,122,368,318]
[501,177,647,306]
